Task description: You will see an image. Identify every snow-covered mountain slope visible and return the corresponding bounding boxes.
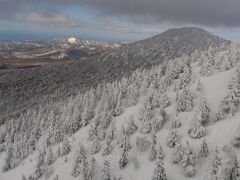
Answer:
[0,27,229,126]
[1,43,240,180]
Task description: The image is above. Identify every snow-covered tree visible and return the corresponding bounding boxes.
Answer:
[152,157,167,180]
[176,89,194,112]
[149,136,157,161]
[91,137,101,155]
[22,174,27,180]
[125,116,138,136]
[157,143,164,160]
[195,95,210,126]
[118,130,131,150]
[171,115,182,129]
[199,139,209,158]
[166,130,181,148]
[172,142,185,164]
[61,137,71,156]
[102,138,112,156]
[222,155,240,180]
[72,144,87,177]
[88,124,98,141]
[188,120,206,139]
[3,145,15,171]
[216,85,240,120]
[196,79,204,91]
[181,143,196,177]
[232,125,240,147]
[34,151,45,179]
[45,146,54,166]
[102,160,111,180]
[119,148,128,169]
[209,148,222,180]
[151,109,167,133]
[54,174,59,180]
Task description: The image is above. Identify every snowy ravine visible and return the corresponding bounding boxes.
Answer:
[0,44,240,180]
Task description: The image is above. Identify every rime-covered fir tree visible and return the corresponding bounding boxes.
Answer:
[232,125,240,147]
[61,137,71,156]
[45,146,54,166]
[209,148,222,180]
[102,138,112,156]
[91,137,101,154]
[72,144,87,177]
[196,95,210,126]
[125,116,138,136]
[171,115,182,129]
[172,142,185,164]
[199,139,209,158]
[188,120,206,139]
[119,147,128,169]
[196,79,204,91]
[222,155,240,180]
[149,141,157,161]
[181,143,196,177]
[22,174,27,180]
[102,160,111,180]
[166,130,181,148]
[34,151,45,179]
[176,88,193,112]
[152,157,167,180]
[3,145,15,172]
[216,85,240,120]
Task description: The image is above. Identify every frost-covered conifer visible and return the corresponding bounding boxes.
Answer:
[176,89,193,112]
[3,145,14,171]
[209,148,222,180]
[152,157,167,180]
[222,155,240,180]
[199,139,209,158]
[45,146,54,166]
[91,137,101,155]
[196,95,210,126]
[102,160,111,180]
[157,143,164,160]
[172,142,185,164]
[166,130,181,148]
[34,151,45,179]
[151,109,167,133]
[119,148,128,169]
[22,174,27,180]
[61,137,71,156]
[181,143,196,177]
[102,139,112,156]
[72,144,87,177]
[54,174,59,180]
[88,124,98,141]
[217,86,240,120]
[232,125,240,147]
[149,135,157,161]
[188,120,206,139]
[171,115,182,129]
[196,79,204,91]
[125,116,138,136]
[118,130,131,150]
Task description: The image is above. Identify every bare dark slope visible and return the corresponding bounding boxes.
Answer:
[0,27,230,123]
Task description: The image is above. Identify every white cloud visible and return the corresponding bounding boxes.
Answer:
[25,13,80,27]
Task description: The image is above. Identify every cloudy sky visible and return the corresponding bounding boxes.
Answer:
[0,0,240,41]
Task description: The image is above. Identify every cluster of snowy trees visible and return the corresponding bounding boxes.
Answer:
[1,43,240,180]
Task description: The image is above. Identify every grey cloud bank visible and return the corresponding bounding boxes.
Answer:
[0,0,240,27]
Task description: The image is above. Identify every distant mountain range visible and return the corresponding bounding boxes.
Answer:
[0,27,230,123]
